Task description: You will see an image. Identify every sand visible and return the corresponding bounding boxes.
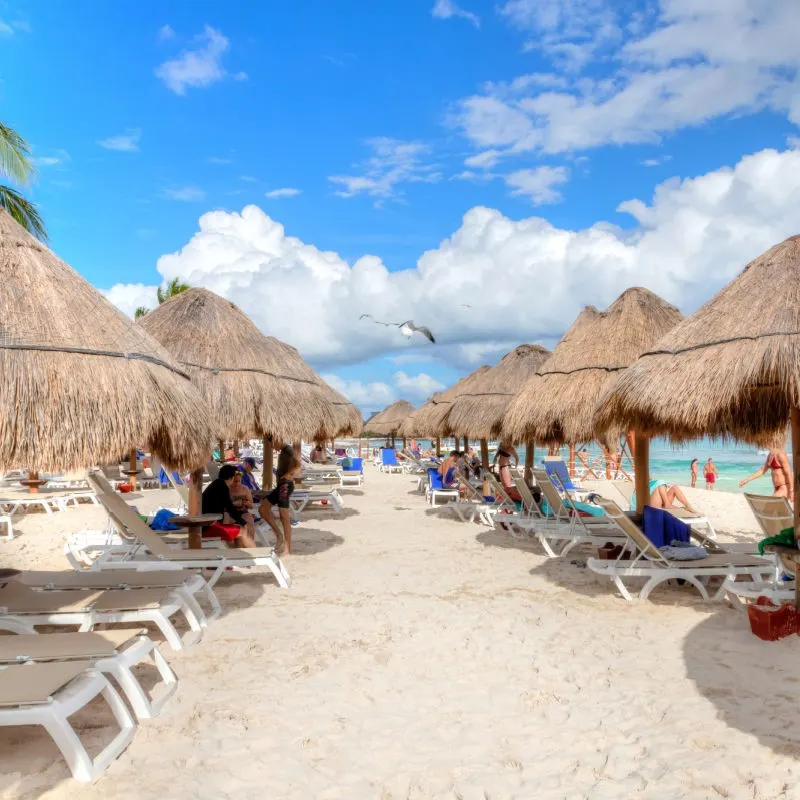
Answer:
[1,471,799,799]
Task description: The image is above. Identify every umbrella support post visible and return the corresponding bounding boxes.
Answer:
[402,437,406,451]
[633,432,650,516]
[568,445,576,478]
[262,437,273,491]
[524,443,534,484]
[792,406,800,608]
[187,468,204,550]
[480,439,489,473]
[435,438,441,458]
[128,449,138,491]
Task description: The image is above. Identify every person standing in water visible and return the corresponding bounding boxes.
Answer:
[260,444,301,555]
[690,458,698,488]
[739,440,793,499]
[704,458,719,490]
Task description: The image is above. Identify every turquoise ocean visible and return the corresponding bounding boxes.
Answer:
[387,437,783,495]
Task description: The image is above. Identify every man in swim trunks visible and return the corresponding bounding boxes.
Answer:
[259,444,301,555]
[704,458,719,490]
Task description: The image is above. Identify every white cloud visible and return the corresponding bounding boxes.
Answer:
[321,374,395,412]
[265,188,302,198]
[97,129,141,152]
[505,166,569,204]
[329,137,441,201]
[106,147,800,370]
[102,283,158,317]
[233,71,248,81]
[0,18,30,36]
[157,24,175,42]
[393,370,446,400]
[162,186,205,202]
[452,1,800,163]
[207,156,233,164]
[464,150,502,169]
[155,25,230,95]
[239,175,257,182]
[431,0,480,28]
[32,149,69,168]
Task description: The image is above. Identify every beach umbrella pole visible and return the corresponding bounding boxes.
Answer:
[568,445,576,478]
[128,449,138,491]
[633,432,650,515]
[187,467,204,549]
[435,438,441,457]
[262,436,273,491]
[524,442,534,483]
[480,439,489,472]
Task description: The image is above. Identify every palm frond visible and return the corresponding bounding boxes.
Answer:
[0,185,47,241]
[0,123,35,186]
[157,277,191,305]
[134,306,149,319]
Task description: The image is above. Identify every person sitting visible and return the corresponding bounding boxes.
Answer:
[410,439,421,459]
[201,464,257,548]
[230,468,258,542]
[633,479,700,514]
[439,451,467,497]
[259,445,302,555]
[240,457,261,492]
[310,444,326,464]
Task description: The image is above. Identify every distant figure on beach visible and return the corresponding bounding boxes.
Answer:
[493,440,521,502]
[739,441,793,499]
[260,444,301,555]
[410,439,421,458]
[690,458,698,488]
[310,443,325,463]
[704,458,719,490]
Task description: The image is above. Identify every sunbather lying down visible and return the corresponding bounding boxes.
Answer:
[648,479,700,514]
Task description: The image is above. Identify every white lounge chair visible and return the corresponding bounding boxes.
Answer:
[0,660,136,781]
[84,473,291,590]
[587,497,773,601]
[448,477,496,526]
[0,628,177,720]
[0,582,203,652]
[291,486,344,514]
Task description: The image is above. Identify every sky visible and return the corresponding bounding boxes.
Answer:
[2,0,800,417]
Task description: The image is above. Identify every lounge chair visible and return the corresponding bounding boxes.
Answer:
[587,497,773,601]
[448,476,496,526]
[425,468,459,506]
[0,493,68,516]
[0,661,136,781]
[0,583,203,652]
[339,458,364,487]
[289,485,344,513]
[0,628,177,720]
[84,473,291,590]
[379,449,404,474]
[543,457,590,499]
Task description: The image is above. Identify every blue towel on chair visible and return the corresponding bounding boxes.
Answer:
[642,505,691,548]
[150,508,180,531]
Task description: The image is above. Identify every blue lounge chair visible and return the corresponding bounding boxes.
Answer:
[380,449,403,474]
[425,468,458,506]
[542,459,586,496]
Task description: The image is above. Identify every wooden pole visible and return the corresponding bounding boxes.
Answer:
[604,448,612,479]
[293,441,301,457]
[262,437,273,490]
[568,445,576,478]
[128,449,138,491]
[233,440,239,458]
[633,431,650,515]
[525,442,534,484]
[435,437,441,457]
[402,437,407,451]
[26,470,41,494]
[480,439,490,472]
[626,431,636,457]
[218,441,224,461]
[188,467,204,549]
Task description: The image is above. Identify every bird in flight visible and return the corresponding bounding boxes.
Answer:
[359,314,436,343]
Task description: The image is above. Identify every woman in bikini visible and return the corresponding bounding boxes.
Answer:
[739,442,793,499]
[493,440,522,502]
[690,458,698,488]
[260,444,302,555]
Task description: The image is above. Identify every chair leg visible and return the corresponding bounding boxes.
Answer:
[267,554,291,589]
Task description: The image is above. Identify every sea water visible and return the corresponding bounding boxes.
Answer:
[396,437,782,495]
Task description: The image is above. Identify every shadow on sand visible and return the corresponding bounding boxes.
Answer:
[683,608,800,756]
[287,527,345,556]
[299,506,360,522]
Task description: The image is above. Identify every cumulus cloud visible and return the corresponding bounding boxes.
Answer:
[97,129,141,152]
[103,283,157,317]
[155,25,231,95]
[207,156,233,164]
[107,147,800,371]
[157,24,175,42]
[453,1,800,164]
[329,138,440,201]
[431,0,480,28]
[265,188,302,198]
[505,166,569,204]
[321,374,395,412]
[394,371,446,400]
[32,149,70,168]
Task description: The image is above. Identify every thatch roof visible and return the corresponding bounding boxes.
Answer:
[446,344,551,440]
[400,366,492,438]
[365,400,416,437]
[0,210,214,471]
[138,288,349,441]
[594,236,800,445]
[503,288,682,445]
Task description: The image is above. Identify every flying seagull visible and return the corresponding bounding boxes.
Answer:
[359,314,436,343]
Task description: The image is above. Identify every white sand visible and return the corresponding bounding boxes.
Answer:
[1,473,799,799]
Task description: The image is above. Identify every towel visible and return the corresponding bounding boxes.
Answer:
[660,543,707,560]
[150,508,180,531]
[642,505,691,548]
[758,527,797,555]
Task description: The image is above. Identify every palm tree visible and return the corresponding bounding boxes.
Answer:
[134,306,149,319]
[0,122,46,240]
[157,278,190,305]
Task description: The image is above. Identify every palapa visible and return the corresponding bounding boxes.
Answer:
[447,344,551,440]
[138,288,346,442]
[400,366,491,438]
[0,210,214,471]
[594,236,800,446]
[503,288,682,445]
[365,400,416,438]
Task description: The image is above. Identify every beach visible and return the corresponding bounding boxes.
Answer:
[1,468,799,799]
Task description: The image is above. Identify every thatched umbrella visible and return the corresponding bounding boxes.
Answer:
[594,236,800,529]
[0,210,214,476]
[503,289,682,451]
[402,366,492,452]
[366,400,416,444]
[447,344,551,472]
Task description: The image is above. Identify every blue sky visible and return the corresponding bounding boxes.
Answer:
[2,0,800,414]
